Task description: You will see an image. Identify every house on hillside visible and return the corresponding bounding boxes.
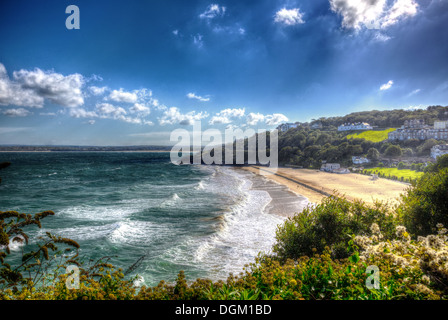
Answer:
[431,144,448,159]
[321,162,350,174]
[352,156,370,165]
[277,123,298,132]
[321,163,340,172]
[338,123,372,131]
[389,119,448,141]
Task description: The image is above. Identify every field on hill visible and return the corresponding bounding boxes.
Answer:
[363,167,424,182]
[346,128,396,142]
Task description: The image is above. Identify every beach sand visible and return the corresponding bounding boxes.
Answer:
[239,166,410,207]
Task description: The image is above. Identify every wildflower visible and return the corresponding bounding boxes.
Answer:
[415,284,433,295]
[370,223,380,235]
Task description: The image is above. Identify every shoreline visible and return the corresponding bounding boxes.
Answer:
[238,166,410,207]
[237,166,325,206]
[232,167,309,218]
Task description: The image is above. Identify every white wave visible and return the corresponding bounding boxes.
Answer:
[191,167,288,279]
[6,235,26,252]
[160,193,182,207]
[195,181,205,190]
[58,205,138,221]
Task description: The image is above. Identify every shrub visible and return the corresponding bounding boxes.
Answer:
[272,195,398,261]
[399,168,448,236]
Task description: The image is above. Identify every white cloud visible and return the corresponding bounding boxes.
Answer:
[87,120,96,125]
[39,112,57,116]
[246,112,289,126]
[199,4,226,19]
[381,0,418,28]
[13,67,84,107]
[173,29,179,36]
[69,103,152,126]
[2,108,32,117]
[69,108,98,119]
[330,0,418,30]
[274,8,305,26]
[0,63,84,108]
[187,92,210,102]
[265,113,289,125]
[193,34,204,48]
[406,89,421,97]
[108,88,138,103]
[209,108,246,125]
[380,80,394,91]
[373,32,392,42]
[246,112,265,126]
[89,86,108,96]
[130,103,151,116]
[159,107,209,125]
[96,103,127,118]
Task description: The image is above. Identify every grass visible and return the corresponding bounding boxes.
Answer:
[347,128,396,143]
[363,167,424,182]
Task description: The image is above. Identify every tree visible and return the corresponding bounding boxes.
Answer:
[385,145,402,158]
[367,148,380,161]
[400,168,448,236]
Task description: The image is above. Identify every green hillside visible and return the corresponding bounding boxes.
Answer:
[346,128,396,143]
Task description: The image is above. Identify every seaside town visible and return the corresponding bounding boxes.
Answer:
[276,110,448,176]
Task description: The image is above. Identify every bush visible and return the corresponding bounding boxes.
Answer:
[272,195,398,261]
[399,168,448,236]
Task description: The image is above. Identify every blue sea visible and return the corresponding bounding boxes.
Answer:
[0,152,308,286]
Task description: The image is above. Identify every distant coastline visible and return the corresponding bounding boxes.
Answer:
[0,145,173,152]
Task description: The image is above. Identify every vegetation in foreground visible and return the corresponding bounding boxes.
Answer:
[1,156,448,300]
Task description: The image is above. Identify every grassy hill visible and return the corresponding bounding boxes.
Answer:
[346,128,396,143]
[363,167,424,182]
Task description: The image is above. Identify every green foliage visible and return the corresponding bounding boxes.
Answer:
[0,210,81,290]
[385,145,402,158]
[271,195,398,261]
[400,168,448,236]
[425,154,448,173]
[367,148,380,162]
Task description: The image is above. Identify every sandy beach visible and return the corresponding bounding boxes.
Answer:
[240,166,410,207]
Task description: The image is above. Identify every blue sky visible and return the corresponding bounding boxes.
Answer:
[0,0,447,146]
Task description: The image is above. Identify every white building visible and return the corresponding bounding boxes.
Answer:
[277,123,298,132]
[431,144,448,159]
[389,120,448,141]
[338,122,372,132]
[352,156,370,165]
[434,121,448,130]
[321,163,340,172]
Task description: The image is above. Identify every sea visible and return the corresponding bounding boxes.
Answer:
[0,152,308,286]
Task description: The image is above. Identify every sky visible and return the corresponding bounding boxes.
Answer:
[0,0,447,146]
